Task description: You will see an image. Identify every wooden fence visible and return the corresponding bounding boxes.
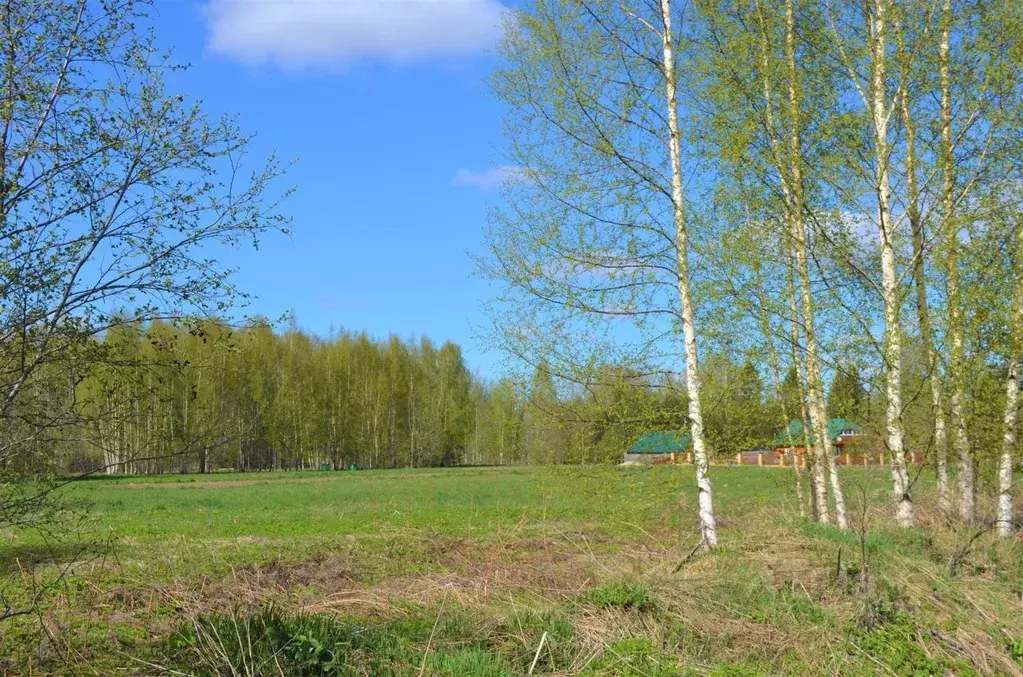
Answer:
[647,451,926,467]
[730,451,925,467]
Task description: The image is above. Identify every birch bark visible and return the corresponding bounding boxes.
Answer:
[895,16,950,512]
[785,0,847,529]
[938,0,974,523]
[999,360,1020,537]
[868,0,913,527]
[659,0,717,548]
[789,259,830,523]
[998,217,1023,537]
[750,0,808,519]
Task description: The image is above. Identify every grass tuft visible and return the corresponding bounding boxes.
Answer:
[584,582,653,611]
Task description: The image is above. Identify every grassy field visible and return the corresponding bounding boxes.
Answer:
[3,465,1023,675]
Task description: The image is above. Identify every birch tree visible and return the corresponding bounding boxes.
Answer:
[823,0,914,526]
[908,0,1022,523]
[761,0,836,525]
[788,261,832,523]
[695,0,849,526]
[783,0,848,530]
[868,0,913,527]
[936,0,975,523]
[482,0,719,546]
[997,215,1023,537]
[894,11,951,512]
[658,0,717,547]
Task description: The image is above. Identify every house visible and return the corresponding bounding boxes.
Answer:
[622,430,692,464]
[773,418,868,456]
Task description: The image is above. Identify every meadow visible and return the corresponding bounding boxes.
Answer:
[3,465,1023,675]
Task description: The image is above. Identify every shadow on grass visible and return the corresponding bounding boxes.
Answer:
[0,537,112,575]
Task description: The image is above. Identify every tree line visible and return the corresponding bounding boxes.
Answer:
[23,314,970,477]
[6,319,810,474]
[64,320,478,473]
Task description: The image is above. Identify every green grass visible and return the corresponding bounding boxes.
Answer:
[584,582,653,611]
[3,465,1023,675]
[72,466,680,541]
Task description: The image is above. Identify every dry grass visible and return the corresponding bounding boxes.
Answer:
[6,466,1023,675]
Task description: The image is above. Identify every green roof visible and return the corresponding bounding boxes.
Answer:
[628,430,692,454]
[773,418,861,447]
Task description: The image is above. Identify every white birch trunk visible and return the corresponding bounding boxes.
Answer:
[999,359,1020,537]
[785,0,846,529]
[821,417,847,528]
[789,261,830,523]
[869,0,913,527]
[998,218,1023,536]
[937,0,974,523]
[659,0,717,548]
[932,358,951,511]
[895,18,951,512]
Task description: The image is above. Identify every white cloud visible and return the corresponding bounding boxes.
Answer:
[205,0,508,66]
[452,166,528,190]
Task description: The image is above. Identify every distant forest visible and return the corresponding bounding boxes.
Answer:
[10,318,1008,476]
[2,317,769,474]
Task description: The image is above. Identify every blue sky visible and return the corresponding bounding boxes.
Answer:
[154,0,514,376]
